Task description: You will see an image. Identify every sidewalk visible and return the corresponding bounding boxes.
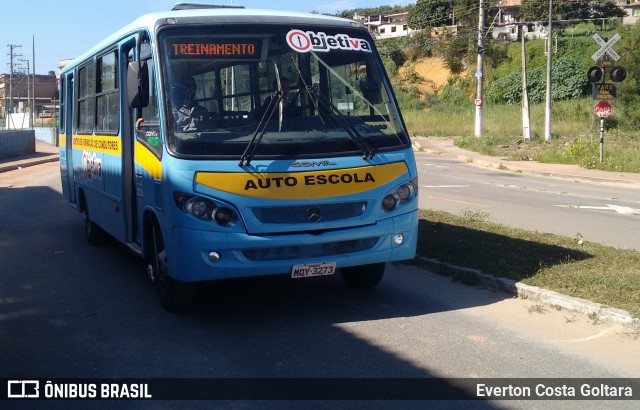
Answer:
[412,136,640,189]
[0,140,59,173]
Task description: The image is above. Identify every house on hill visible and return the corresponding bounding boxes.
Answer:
[353,11,421,39]
[489,0,639,42]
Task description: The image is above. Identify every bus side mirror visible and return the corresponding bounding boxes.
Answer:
[127,61,149,108]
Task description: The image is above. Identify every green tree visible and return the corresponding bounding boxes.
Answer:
[443,37,469,74]
[521,0,624,22]
[408,0,453,30]
[616,23,640,128]
[590,1,626,19]
[520,0,551,22]
[451,0,477,28]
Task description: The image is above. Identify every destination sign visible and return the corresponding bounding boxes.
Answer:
[169,39,261,59]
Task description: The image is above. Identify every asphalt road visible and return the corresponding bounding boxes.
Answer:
[1,162,639,409]
[415,151,640,251]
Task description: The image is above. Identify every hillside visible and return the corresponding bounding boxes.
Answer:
[397,57,454,94]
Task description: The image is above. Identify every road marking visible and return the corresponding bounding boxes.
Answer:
[422,185,470,188]
[425,195,490,208]
[556,204,640,215]
[422,163,449,169]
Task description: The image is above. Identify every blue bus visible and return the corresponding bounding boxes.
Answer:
[59,3,418,311]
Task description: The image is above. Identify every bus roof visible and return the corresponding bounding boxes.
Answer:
[61,7,360,74]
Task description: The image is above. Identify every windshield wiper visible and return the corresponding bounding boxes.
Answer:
[289,57,374,159]
[238,64,284,167]
[315,92,375,160]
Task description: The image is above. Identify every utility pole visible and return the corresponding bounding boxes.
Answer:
[6,44,23,130]
[474,0,485,138]
[19,59,31,128]
[521,34,531,141]
[544,0,553,141]
[32,35,36,127]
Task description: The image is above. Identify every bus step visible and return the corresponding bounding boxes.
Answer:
[125,242,142,256]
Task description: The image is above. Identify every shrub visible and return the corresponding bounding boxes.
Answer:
[486,57,589,104]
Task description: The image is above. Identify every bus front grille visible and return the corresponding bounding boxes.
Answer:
[252,201,367,224]
[241,237,379,262]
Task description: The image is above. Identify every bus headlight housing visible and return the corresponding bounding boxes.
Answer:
[174,192,239,227]
[381,178,417,212]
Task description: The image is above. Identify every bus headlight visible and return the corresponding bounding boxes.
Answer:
[382,194,398,211]
[189,199,209,218]
[213,207,238,227]
[396,183,415,201]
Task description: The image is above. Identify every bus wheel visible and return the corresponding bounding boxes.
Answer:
[149,224,193,312]
[341,263,385,289]
[82,204,105,246]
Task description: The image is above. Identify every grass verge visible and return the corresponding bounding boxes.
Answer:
[402,98,640,173]
[417,209,640,318]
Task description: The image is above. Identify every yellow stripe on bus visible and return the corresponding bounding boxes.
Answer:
[72,135,121,155]
[59,134,66,147]
[135,141,163,180]
[195,162,408,200]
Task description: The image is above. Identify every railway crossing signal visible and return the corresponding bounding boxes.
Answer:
[589,33,625,164]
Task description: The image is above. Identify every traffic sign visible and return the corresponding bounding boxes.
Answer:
[592,33,621,61]
[592,83,617,100]
[474,98,483,107]
[596,54,614,68]
[594,100,612,118]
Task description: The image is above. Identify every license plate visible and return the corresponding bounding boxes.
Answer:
[291,261,336,278]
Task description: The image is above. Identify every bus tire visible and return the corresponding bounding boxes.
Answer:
[149,223,193,312]
[341,262,385,289]
[82,201,105,246]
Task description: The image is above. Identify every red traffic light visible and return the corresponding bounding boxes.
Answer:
[609,66,626,83]
[587,66,603,83]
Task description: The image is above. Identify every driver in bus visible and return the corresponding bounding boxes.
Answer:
[170,76,212,131]
[257,77,302,120]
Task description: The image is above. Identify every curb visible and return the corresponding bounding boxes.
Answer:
[0,155,59,174]
[416,256,640,330]
[454,153,640,188]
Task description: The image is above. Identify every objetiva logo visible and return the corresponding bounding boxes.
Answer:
[286,30,372,53]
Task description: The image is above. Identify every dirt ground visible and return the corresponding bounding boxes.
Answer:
[397,56,454,94]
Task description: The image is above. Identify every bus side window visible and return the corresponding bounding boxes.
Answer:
[136,39,162,157]
[96,50,120,133]
[141,58,159,123]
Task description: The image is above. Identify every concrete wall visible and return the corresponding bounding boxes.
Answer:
[34,127,57,145]
[0,130,35,159]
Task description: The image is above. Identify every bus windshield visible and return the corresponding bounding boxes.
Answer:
[158,24,409,159]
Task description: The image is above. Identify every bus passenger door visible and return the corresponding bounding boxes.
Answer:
[122,41,138,244]
[124,35,160,247]
[62,73,76,205]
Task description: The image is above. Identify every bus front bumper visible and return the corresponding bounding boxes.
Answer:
[167,210,418,282]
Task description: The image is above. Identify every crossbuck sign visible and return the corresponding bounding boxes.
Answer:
[592,33,620,61]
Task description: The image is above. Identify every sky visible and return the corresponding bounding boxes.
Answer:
[0,0,414,75]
